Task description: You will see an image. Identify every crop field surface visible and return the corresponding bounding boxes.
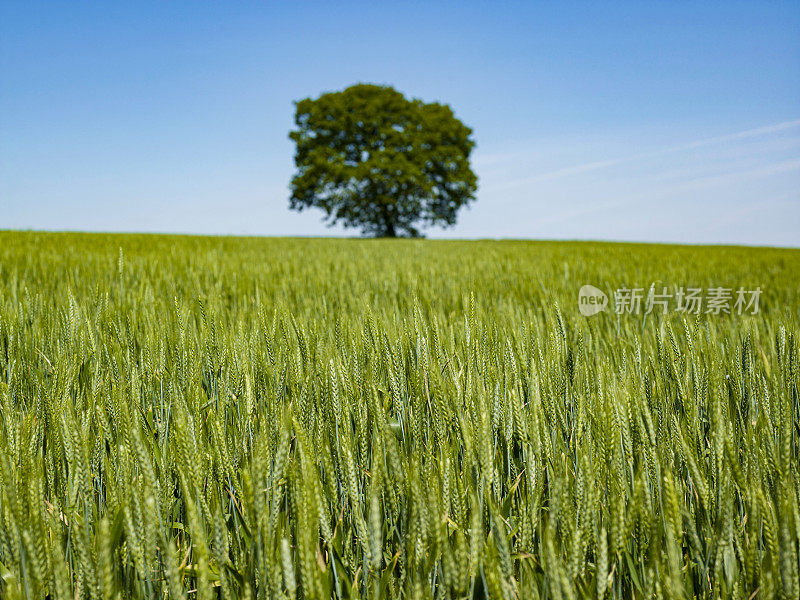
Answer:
[0,231,799,600]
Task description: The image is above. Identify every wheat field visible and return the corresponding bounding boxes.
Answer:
[0,232,798,599]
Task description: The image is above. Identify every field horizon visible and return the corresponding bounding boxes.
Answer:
[3,230,799,251]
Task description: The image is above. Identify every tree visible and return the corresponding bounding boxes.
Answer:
[288,84,478,237]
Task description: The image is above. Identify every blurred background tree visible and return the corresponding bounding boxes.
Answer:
[289,84,477,237]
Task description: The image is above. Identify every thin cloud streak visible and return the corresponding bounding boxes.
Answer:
[528,157,800,229]
[485,119,800,192]
[676,119,800,150]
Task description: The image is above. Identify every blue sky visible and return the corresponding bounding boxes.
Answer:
[1,1,798,245]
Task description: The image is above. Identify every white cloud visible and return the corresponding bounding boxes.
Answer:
[482,119,800,193]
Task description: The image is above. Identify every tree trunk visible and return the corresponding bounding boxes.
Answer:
[378,192,396,237]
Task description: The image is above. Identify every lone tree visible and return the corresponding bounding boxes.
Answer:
[289,84,477,237]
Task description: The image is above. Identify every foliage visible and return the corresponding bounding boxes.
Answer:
[0,231,799,599]
[289,84,477,237]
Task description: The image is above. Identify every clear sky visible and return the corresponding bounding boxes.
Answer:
[1,1,799,245]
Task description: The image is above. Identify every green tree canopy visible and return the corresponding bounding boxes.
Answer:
[289,84,478,237]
